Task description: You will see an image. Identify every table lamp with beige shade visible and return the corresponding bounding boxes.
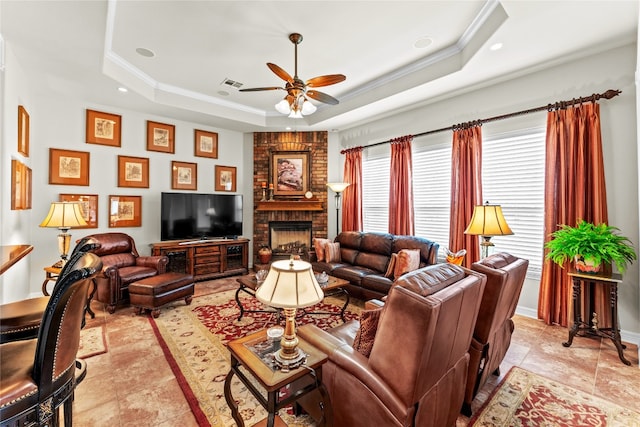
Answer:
[39,202,87,267]
[255,257,324,370]
[464,201,513,259]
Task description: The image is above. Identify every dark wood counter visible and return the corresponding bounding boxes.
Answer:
[0,245,34,275]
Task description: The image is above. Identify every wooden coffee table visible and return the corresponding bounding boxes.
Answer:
[236,274,350,323]
[300,275,350,323]
[235,275,280,321]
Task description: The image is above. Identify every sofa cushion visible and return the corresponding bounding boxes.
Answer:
[384,253,397,278]
[117,266,159,285]
[331,265,379,286]
[355,252,390,274]
[360,232,393,255]
[352,308,383,357]
[360,274,394,295]
[336,232,362,251]
[393,249,420,278]
[393,235,439,267]
[314,238,331,262]
[340,247,359,265]
[325,242,341,262]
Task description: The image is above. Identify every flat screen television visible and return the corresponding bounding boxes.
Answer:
[161,192,243,241]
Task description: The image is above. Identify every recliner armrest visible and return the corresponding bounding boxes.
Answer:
[136,255,169,272]
[364,299,385,310]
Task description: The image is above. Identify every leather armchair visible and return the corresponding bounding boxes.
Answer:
[462,252,528,415]
[83,232,168,313]
[297,263,486,427]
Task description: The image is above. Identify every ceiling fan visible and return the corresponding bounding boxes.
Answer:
[240,33,346,117]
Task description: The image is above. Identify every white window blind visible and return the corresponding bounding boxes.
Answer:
[413,143,452,254]
[482,129,546,278]
[362,155,389,233]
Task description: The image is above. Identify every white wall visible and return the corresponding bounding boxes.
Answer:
[1,45,246,302]
[1,38,36,303]
[339,43,640,338]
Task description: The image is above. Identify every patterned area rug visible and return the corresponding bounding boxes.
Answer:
[78,324,107,359]
[470,366,640,426]
[149,288,361,427]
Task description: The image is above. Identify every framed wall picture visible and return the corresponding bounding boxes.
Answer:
[86,109,122,147]
[172,161,197,190]
[23,166,32,210]
[118,155,149,188]
[194,129,218,158]
[146,120,175,153]
[11,159,24,210]
[49,148,90,186]
[270,150,310,197]
[109,195,142,228]
[59,194,99,228]
[18,105,29,157]
[215,165,236,192]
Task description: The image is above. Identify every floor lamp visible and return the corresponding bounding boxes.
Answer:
[326,182,350,235]
[464,201,513,259]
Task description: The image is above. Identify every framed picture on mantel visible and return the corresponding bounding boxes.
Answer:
[270,150,310,198]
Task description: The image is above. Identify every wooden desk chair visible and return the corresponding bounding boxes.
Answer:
[0,237,100,344]
[0,250,102,426]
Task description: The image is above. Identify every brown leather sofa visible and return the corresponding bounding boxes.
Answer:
[462,252,528,415]
[311,231,439,300]
[83,233,168,313]
[297,263,486,427]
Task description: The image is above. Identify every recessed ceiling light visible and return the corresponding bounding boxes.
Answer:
[117,87,128,93]
[490,42,503,51]
[136,47,155,58]
[217,90,230,96]
[414,37,433,49]
[285,126,292,131]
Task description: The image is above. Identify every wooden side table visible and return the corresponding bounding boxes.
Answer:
[42,263,96,319]
[224,329,332,427]
[563,268,630,365]
[42,265,62,296]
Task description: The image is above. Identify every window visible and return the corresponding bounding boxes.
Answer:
[362,154,389,232]
[413,142,452,254]
[482,129,546,278]
[361,127,545,279]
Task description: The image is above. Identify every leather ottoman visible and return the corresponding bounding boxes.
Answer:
[129,272,194,318]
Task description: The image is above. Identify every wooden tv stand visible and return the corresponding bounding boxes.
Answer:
[150,238,249,282]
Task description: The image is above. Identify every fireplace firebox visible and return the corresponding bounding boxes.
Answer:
[269,221,312,259]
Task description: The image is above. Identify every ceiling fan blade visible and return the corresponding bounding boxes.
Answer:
[306,74,346,88]
[267,63,293,83]
[306,90,340,105]
[239,86,284,92]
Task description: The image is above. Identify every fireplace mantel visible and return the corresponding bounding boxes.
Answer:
[256,200,323,211]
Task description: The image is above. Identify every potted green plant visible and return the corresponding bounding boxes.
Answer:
[545,220,637,273]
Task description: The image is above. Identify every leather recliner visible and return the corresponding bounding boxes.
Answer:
[297,263,486,427]
[82,232,168,313]
[462,252,528,415]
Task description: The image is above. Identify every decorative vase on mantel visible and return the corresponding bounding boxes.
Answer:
[574,255,601,273]
[258,246,272,264]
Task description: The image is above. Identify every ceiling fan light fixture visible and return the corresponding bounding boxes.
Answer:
[275,99,291,114]
[288,109,304,119]
[301,99,317,115]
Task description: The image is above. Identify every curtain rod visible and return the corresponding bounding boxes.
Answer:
[361,89,621,150]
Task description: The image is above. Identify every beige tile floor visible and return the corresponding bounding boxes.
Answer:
[73,278,640,426]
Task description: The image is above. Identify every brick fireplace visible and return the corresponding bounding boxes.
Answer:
[253,132,328,264]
